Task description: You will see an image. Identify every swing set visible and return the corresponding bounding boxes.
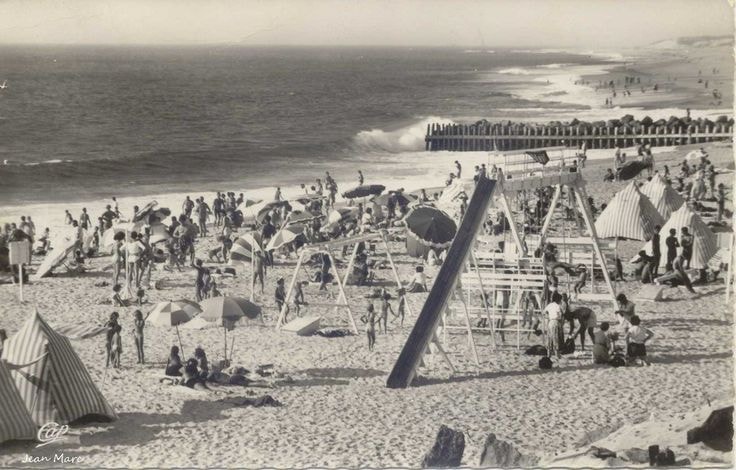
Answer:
[275,230,411,333]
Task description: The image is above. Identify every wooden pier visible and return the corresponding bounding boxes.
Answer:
[424,122,734,151]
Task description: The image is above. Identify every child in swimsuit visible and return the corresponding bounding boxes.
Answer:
[379,293,394,334]
[362,303,377,351]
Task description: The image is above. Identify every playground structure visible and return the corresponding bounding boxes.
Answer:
[276,230,409,334]
[388,148,618,388]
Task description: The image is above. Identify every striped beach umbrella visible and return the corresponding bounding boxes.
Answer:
[172,299,202,317]
[266,225,305,251]
[643,204,718,270]
[1,310,116,425]
[595,182,664,241]
[33,236,78,280]
[147,301,194,327]
[200,296,261,323]
[639,174,685,220]
[133,200,159,223]
[230,232,263,263]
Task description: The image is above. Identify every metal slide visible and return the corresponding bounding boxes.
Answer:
[386,177,497,388]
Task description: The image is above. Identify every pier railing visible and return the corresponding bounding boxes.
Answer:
[424,122,734,151]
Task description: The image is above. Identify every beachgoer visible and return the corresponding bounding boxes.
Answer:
[665,228,679,271]
[275,277,288,322]
[716,183,727,222]
[565,304,596,351]
[544,293,563,360]
[632,250,656,283]
[650,225,661,277]
[193,347,209,378]
[165,345,183,376]
[572,264,588,298]
[625,315,654,366]
[64,210,73,225]
[182,196,194,218]
[395,288,407,327]
[379,293,394,334]
[193,259,208,301]
[105,312,122,368]
[253,252,266,294]
[592,322,612,364]
[615,293,635,320]
[603,169,615,182]
[406,266,427,293]
[79,208,91,230]
[125,232,145,289]
[133,309,150,364]
[680,227,693,269]
[672,254,696,293]
[454,160,462,179]
[318,253,332,291]
[358,170,364,185]
[362,303,377,351]
[111,284,126,307]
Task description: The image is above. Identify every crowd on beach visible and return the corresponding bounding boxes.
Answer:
[0,137,731,377]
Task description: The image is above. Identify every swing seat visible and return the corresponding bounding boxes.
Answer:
[281,316,322,336]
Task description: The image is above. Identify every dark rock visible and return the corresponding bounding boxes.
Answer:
[716,115,730,124]
[621,114,635,123]
[479,433,539,467]
[641,116,654,126]
[654,119,667,126]
[687,406,733,451]
[421,425,465,468]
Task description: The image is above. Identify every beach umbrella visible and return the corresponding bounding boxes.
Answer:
[342,184,386,199]
[133,200,158,223]
[101,221,144,250]
[404,206,457,251]
[286,211,322,225]
[617,160,650,181]
[173,299,202,317]
[372,191,417,207]
[148,301,193,327]
[639,174,685,220]
[243,200,288,220]
[327,207,359,225]
[641,204,717,270]
[149,223,172,245]
[147,301,194,355]
[33,236,77,279]
[594,182,664,241]
[200,296,261,323]
[200,296,262,361]
[148,207,171,224]
[230,232,263,263]
[266,225,304,251]
[237,197,262,210]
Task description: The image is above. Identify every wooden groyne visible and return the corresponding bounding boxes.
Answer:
[425,121,734,151]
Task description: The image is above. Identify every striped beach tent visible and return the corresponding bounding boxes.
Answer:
[1,310,116,426]
[640,174,685,220]
[643,204,718,270]
[0,360,37,444]
[594,181,664,241]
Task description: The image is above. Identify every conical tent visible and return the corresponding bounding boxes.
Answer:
[643,204,718,270]
[594,181,664,240]
[0,360,37,444]
[640,174,685,220]
[1,310,117,426]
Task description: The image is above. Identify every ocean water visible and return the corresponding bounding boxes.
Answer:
[7,45,703,207]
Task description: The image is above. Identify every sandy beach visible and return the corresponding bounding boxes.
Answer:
[0,137,733,467]
[0,12,734,467]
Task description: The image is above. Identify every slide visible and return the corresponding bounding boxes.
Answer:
[386,177,497,389]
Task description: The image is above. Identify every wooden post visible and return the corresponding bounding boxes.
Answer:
[614,126,619,148]
[18,263,24,302]
[381,232,413,317]
[540,185,562,238]
[326,250,359,334]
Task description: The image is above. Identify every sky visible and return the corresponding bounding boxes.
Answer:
[0,0,733,48]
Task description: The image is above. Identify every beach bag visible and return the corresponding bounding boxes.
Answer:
[524,345,548,356]
[559,337,576,355]
[609,354,626,368]
[538,357,553,370]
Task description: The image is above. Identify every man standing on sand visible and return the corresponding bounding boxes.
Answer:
[79,208,91,230]
[182,196,194,218]
[680,227,694,269]
[358,170,364,185]
[454,160,462,179]
[650,225,661,277]
[665,228,679,271]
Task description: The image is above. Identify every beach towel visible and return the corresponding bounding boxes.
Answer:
[559,337,576,355]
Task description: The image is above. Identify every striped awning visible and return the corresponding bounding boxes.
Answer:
[1,310,117,426]
[643,204,718,270]
[639,174,685,220]
[595,181,665,241]
[0,360,37,444]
